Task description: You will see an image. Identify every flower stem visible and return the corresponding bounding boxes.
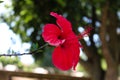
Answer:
[0,43,48,57]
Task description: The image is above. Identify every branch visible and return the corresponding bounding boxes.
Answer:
[0,43,48,57]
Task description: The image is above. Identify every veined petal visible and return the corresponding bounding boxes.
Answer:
[50,12,72,34]
[42,24,64,46]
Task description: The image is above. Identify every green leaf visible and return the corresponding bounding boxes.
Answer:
[0,1,3,3]
[31,43,39,51]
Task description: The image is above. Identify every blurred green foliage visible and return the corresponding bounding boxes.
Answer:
[0,1,3,3]
[2,0,119,67]
[1,0,120,79]
[0,56,23,69]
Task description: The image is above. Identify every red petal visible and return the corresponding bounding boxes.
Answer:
[42,24,64,46]
[50,12,72,34]
[52,33,80,70]
[64,33,80,70]
[52,46,73,70]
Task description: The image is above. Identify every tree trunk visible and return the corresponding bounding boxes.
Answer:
[105,65,118,80]
[100,2,119,80]
[80,54,104,80]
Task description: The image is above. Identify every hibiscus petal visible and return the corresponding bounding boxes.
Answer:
[50,12,72,34]
[62,32,80,70]
[42,24,64,46]
[52,46,73,70]
[69,42,80,70]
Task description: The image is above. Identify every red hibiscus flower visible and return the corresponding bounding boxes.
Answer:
[42,12,81,70]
